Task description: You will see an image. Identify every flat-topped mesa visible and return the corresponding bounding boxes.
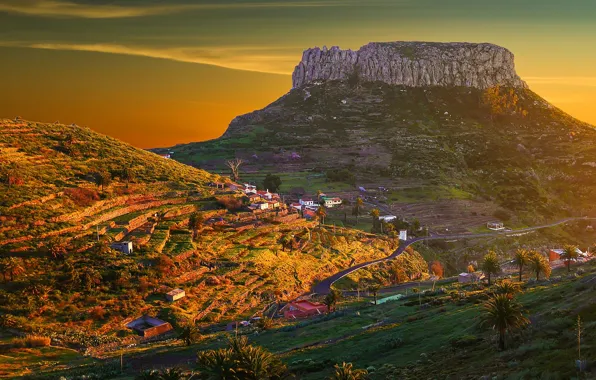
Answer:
[292,42,528,89]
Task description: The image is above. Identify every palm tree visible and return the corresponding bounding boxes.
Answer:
[315,206,327,226]
[328,362,368,380]
[369,284,381,305]
[529,251,551,280]
[513,249,529,282]
[369,208,380,232]
[158,368,186,380]
[180,324,200,346]
[560,245,579,273]
[481,251,500,286]
[352,197,364,223]
[482,294,529,350]
[493,280,521,298]
[196,336,287,379]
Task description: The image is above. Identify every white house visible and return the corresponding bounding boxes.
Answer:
[299,196,316,207]
[250,202,269,210]
[166,289,185,302]
[399,230,408,241]
[244,184,257,194]
[322,196,342,208]
[111,241,133,254]
[257,190,273,200]
[487,221,505,231]
[379,215,397,223]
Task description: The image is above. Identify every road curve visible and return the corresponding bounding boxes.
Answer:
[313,217,590,295]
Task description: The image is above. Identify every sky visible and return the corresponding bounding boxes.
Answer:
[1,0,596,148]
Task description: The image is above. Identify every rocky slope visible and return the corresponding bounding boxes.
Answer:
[292,42,527,89]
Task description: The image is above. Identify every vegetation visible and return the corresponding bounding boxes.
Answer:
[481,293,529,350]
[529,250,552,280]
[561,244,579,273]
[513,249,529,281]
[263,174,282,193]
[196,336,288,379]
[481,251,500,285]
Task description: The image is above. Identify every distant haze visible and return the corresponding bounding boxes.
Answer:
[1,0,596,148]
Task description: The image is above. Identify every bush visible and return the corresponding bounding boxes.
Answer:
[11,335,51,348]
[217,196,243,211]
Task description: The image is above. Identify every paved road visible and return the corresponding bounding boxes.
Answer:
[313,217,591,295]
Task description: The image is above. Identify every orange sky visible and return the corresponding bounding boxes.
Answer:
[1,0,596,148]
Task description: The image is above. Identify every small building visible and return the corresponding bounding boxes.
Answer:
[257,190,273,200]
[321,196,342,208]
[159,154,171,159]
[458,272,484,283]
[250,202,269,210]
[548,247,585,262]
[268,201,281,209]
[165,288,185,302]
[111,241,133,254]
[244,184,257,194]
[280,300,328,319]
[299,196,316,207]
[487,221,505,231]
[379,215,397,223]
[399,230,408,241]
[126,315,173,338]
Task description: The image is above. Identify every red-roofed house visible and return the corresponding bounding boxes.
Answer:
[281,300,328,319]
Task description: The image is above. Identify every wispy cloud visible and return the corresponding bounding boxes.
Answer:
[525,76,596,88]
[0,0,349,19]
[1,41,297,74]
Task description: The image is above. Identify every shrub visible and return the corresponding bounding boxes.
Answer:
[12,335,51,348]
[217,196,243,211]
[89,306,107,320]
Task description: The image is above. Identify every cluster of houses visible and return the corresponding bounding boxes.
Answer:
[243,184,283,211]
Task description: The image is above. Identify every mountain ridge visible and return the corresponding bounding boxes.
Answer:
[292,41,527,89]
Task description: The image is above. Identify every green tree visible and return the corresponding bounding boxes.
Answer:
[81,268,102,291]
[278,234,294,252]
[481,251,500,286]
[352,197,364,223]
[196,335,287,379]
[323,289,341,313]
[120,167,135,188]
[188,212,205,239]
[262,174,282,193]
[528,251,551,280]
[513,249,529,282]
[369,284,381,305]
[180,324,201,346]
[560,245,579,273]
[92,169,112,191]
[328,362,368,380]
[2,257,25,282]
[482,294,529,350]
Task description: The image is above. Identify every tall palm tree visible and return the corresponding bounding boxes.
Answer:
[328,362,368,380]
[482,294,529,350]
[315,206,327,226]
[180,324,200,346]
[513,249,529,282]
[560,245,579,273]
[529,251,551,280]
[352,197,364,223]
[369,208,380,231]
[481,251,500,286]
[493,280,521,298]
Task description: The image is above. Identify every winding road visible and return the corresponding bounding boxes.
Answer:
[313,217,591,295]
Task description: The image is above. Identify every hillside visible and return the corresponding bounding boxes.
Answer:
[15,256,596,379]
[0,118,221,247]
[157,42,596,229]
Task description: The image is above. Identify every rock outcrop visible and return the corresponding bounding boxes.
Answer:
[292,42,527,89]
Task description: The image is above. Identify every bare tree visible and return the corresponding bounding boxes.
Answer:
[226,158,244,182]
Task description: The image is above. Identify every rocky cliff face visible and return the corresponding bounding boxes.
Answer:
[292,42,527,89]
